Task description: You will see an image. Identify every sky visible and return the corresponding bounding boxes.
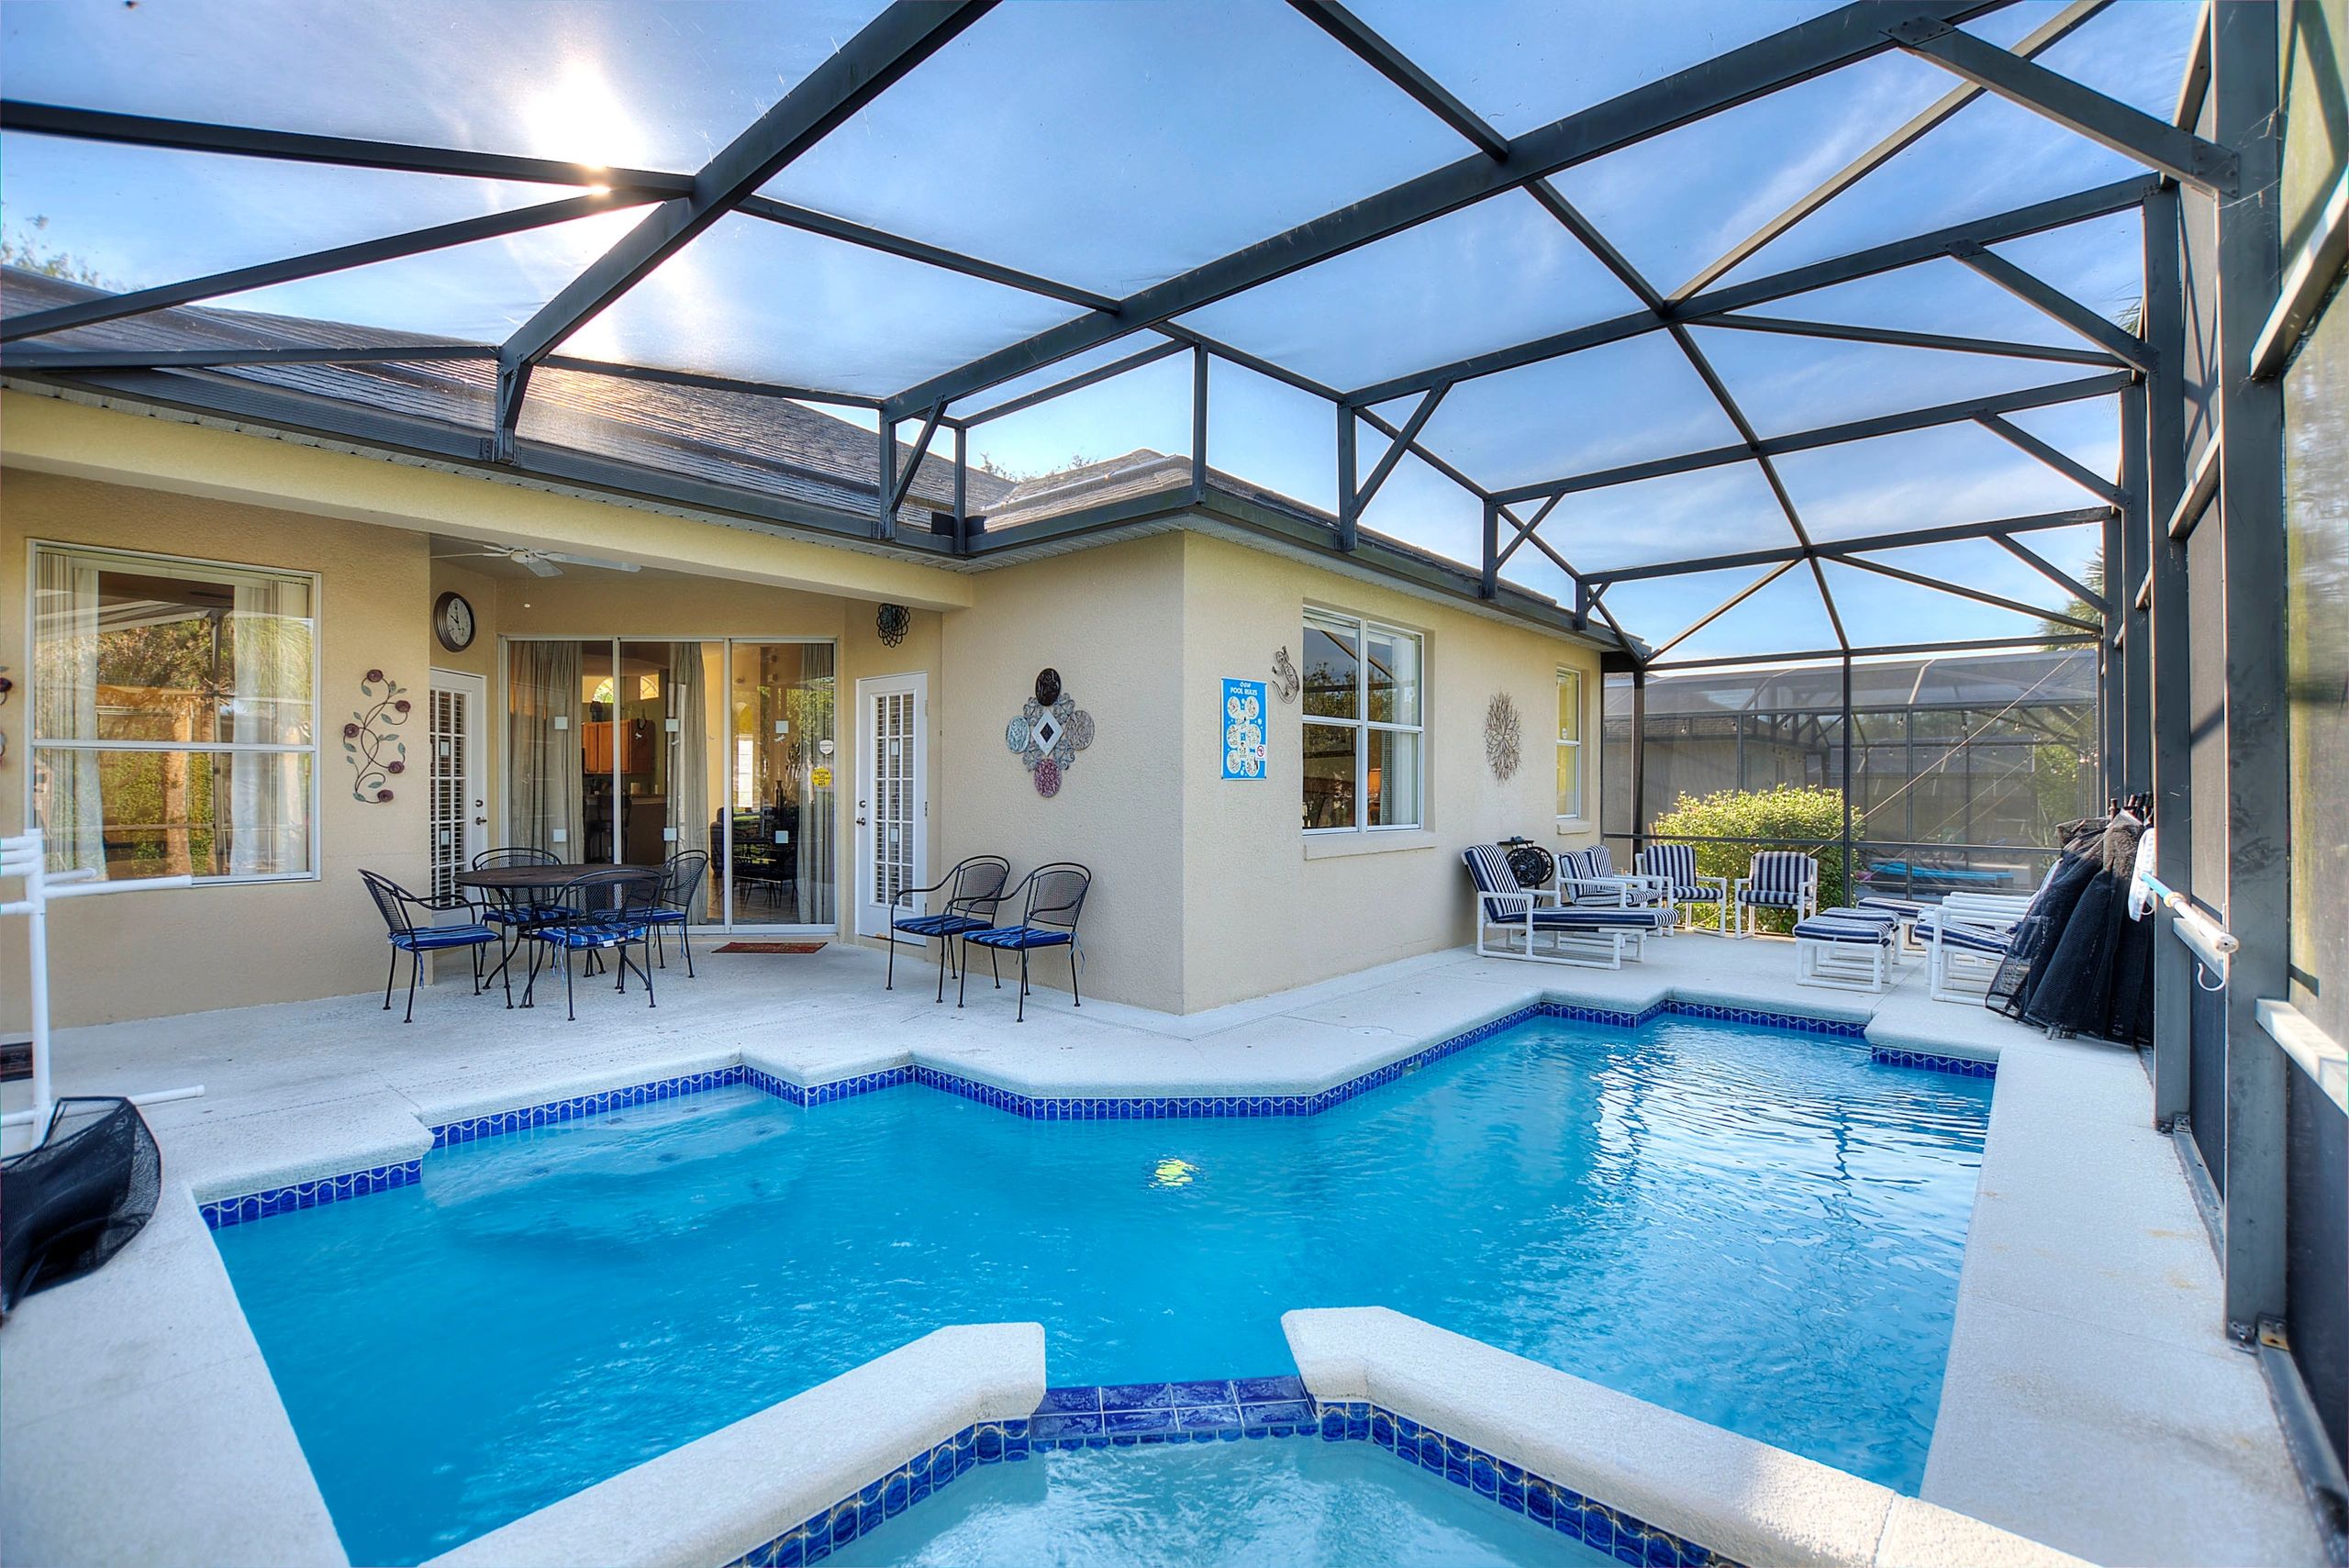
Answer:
[0,0,2205,661]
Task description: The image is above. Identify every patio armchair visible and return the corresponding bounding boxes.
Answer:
[521,867,662,1022]
[359,868,501,1023]
[1556,845,1671,914]
[1463,845,1666,970]
[1635,843,1729,933]
[960,862,1088,1021]
[887,855,1012,1004]
[1731,851,1820,937]
[645,851,710,979]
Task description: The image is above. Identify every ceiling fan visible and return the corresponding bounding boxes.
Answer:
[433,540,643,579]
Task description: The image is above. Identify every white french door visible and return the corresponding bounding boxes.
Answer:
[427,669,487,901]
[855,673,926,938]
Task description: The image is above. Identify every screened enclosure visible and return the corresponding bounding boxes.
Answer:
[1,0,2343,1500]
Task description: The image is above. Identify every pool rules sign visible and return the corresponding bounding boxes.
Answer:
[1221,678,1267,780]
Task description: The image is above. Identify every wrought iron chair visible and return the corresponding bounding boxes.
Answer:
[959,862,1089,1021]
[887,855,1012,1003]
[521,867,662,1021]
[359,868,501,1022]
[646,851,710,978]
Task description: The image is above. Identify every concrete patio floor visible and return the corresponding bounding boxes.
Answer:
[0,931,2324,1567]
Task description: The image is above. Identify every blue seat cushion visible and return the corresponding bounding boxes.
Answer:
[1818,906,1897,926]
[894,914,990,938]
[1665,884,1722,900]
[966,925,1072,951]
[1793,917,1891,945]
[643,907,690,927]
[1928,922,2011,954]
[533,920,647,950]
[391,923,497,951]
[1740,889,1808,907]
[1855,895,1929,916]
[484,905,565,928]
[1526,906,1664,928]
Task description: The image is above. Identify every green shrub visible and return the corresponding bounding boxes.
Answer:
[1645,785,1859,933]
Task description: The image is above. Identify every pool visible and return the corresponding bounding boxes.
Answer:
[822,1435,1611,1567]
[211,1011,1991,1563]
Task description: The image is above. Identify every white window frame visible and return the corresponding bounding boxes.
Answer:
[25,539,323,885]
[1302,606,1424,835]
[1556,666,1587,827]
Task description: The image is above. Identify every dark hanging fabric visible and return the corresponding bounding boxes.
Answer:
[2009,811,2157,1043]
[1987,845,2103,1018]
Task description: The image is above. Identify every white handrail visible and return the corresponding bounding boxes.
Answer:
[2136,871,2238,981]
[2,830,200,1144]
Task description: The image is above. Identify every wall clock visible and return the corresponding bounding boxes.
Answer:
[433,591,476,652]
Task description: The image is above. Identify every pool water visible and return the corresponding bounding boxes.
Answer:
[212,1014,1991,1564]
[823,1438,1612,1568]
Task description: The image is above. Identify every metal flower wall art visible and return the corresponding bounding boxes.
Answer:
[346,669,411,803]
[1484,691,1523,782]
[1004,668,1095,797]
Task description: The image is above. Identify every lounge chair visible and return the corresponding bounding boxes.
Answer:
[1636,842,1729,933]
[1732,851,1819,937]
[1792,908,1899,993]
[1464,845,1667,969]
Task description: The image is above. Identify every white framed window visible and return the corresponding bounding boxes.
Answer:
[1302,607,1422,832]
[1556,666,1585,821]
[28,542,318,883]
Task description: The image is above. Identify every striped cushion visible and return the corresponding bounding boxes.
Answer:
[390,923,496,951]
[1585,844,1620,879]
[1528,906,1664,928]
[966,925,1072,950]
[1818,906,1897,926]
[534,919,647,950]
[1746,851,1815,899]
[1794,917,1890,945]
[1638,843,1698,885]
[1664,884,1722,901]
[893,913,990,938]
[1855,895,1929,917]
[1927,920,2011,954]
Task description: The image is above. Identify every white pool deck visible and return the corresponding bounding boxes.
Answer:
[0,932,2324,1567]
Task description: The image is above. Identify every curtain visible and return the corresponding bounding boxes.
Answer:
[32,550,104,874]
[795,644,836,927]
[227,576,310,877]
[508,641,584,858]
[667,642,711,920]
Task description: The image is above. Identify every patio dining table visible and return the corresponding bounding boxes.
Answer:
[454,862,599,1005]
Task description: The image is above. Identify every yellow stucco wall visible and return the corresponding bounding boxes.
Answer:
[1175,531,1599,1011]
[1,468,437,1027]
[1,395,1603,1022]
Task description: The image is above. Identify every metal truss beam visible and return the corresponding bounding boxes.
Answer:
[1994,531,2105,611]
[1836,550,2092,628]
[1974,409,2127,502]
[883,0,2005,417]
[1951,245,2155,369]
[1582,506,2115,584]
[887,404,946,518]
[1698,312,2121,366]
[1352,382,1449,513]
[1490,370,2133,506]
[1650,560,1803,660]
[960,339,1188,426]
[538,356,880,407]
[1888,17,2237,195]
[0,99,687,192]
[1642,631,2096,672]
[1673,0,2109,300]
[0,194,640,344]
[1345,177,2152,406]
[1280,0,1509,160]
[734,195,1119,314]
[495,1,997,454]
[0,343,495,371]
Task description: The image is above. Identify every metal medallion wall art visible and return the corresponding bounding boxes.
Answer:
[1485,691,1522,782]
[875,603,910,648]
[1004,668,1094,798]
[345,669,411,803]
[1271,646,1301,704]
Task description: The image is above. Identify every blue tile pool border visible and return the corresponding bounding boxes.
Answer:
[720,1383,1746,1568]
[198,1161,419,1229]
[198,995,1989,1229]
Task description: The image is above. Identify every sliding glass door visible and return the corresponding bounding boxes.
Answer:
[506,637,833,931]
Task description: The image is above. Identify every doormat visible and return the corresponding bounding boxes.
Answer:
[712,941,828,954]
